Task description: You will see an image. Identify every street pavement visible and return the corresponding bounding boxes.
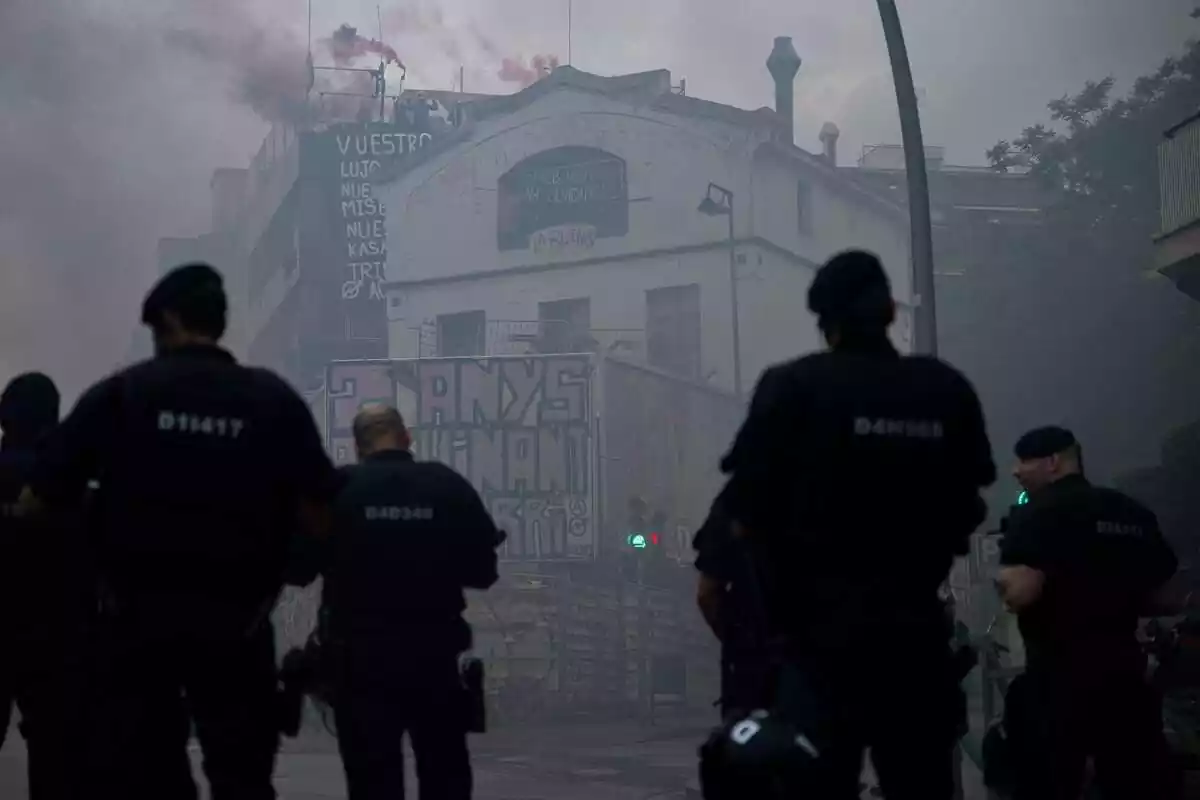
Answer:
[0,715,989,799]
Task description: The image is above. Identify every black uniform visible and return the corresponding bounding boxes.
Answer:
[27,344,337,800]
[1000,474,1179,800]
[326,449,501,800]
[692,494,773,717]
[719,340,995,798]
[0,373,95,799]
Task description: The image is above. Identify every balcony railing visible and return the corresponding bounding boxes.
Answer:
[419,319,647,360]
[1159,112,1200,236]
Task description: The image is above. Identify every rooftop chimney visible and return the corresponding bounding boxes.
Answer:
[766,36,802,145]
[819,122,840,165]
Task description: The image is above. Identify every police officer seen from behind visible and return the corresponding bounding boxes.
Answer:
[0,372,95,799]
[997,426,1179,800]
[328,404,501,800]
[19,263,339,800]
[717,250,996,799]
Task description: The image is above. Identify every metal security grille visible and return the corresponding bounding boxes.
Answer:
[1160,114,1200,236]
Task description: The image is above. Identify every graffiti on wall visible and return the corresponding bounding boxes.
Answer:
[303,122,436,345]
[497,146,629,252]
[326,356,596,560]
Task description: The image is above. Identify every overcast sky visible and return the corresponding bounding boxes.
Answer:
[337,0,1197,164]
[0,0,1192,391]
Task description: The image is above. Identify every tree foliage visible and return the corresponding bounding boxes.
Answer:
[974,8,1200,487]
[987,27,1200,264]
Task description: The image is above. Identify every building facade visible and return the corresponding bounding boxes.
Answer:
[375,63,914,397]
[1157,111,1200,300]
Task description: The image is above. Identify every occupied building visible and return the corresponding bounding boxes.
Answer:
[153,87,482,388]
[373,39,914,397]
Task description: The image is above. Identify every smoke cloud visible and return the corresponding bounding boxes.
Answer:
[326,24,405,69]
[498,54,561,87]
[0,0,277,396]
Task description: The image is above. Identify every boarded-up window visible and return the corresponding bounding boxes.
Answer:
[646,284,701,379]
[437,310,486,357]
[537,297,592,353]
[797,179,813,235]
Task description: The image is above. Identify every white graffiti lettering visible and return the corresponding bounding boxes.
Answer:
[339,160,383,179]
[336,132,433,158]
[344,219,387,239]
[346,240,387,259]
[531,224,597,254]
[341,197,383,217]
[327,357,596,560]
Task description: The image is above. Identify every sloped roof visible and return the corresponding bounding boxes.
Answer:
[373,66,841,192]
[846,166,1052,213]
[756,141,908,221]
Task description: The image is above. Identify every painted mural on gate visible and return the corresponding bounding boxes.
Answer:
[326,356,597,561]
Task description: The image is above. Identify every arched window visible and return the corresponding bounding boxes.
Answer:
[497,146,629,251]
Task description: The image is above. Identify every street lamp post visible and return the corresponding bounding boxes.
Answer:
[698,183,743,397]
[876,0,938,357]
[874,7,960,795]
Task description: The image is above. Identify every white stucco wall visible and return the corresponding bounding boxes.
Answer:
[379,82,915,391]
[388,249,738,382]
[749,149,912,303]
[380,90,766,285]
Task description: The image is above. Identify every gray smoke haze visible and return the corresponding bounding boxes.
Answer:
[0,0,1189,404]
[0,0,290,396]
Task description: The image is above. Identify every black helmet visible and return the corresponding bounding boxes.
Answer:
[0,372,59,444]
[699,708,821,799]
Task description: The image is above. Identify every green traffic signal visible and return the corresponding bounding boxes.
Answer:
[1016,490,1029,506]
[625,532,661,550]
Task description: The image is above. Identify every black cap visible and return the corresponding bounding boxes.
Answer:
[0,372,60,439]
[807,250,892,329]
[1014,426,1077,461]
[141,263,227,337]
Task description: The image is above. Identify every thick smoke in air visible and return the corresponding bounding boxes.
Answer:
[0,0,287,393]
[163,24,310,125]
[327,24,406,69]
[499,54,561,87]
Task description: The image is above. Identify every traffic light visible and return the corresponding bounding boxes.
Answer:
[624,497,664,553]
[1016,490,1029,506]
[625,531,662,549]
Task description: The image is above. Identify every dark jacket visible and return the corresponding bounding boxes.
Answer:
[324,449,502,657]
[27,344,338,637]
[720,339,996,652]
[1001,474,1177,683]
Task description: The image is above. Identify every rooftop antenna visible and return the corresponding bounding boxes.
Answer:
[377,6,386,121]
[568,0,573,65]
[305,0,314,103]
